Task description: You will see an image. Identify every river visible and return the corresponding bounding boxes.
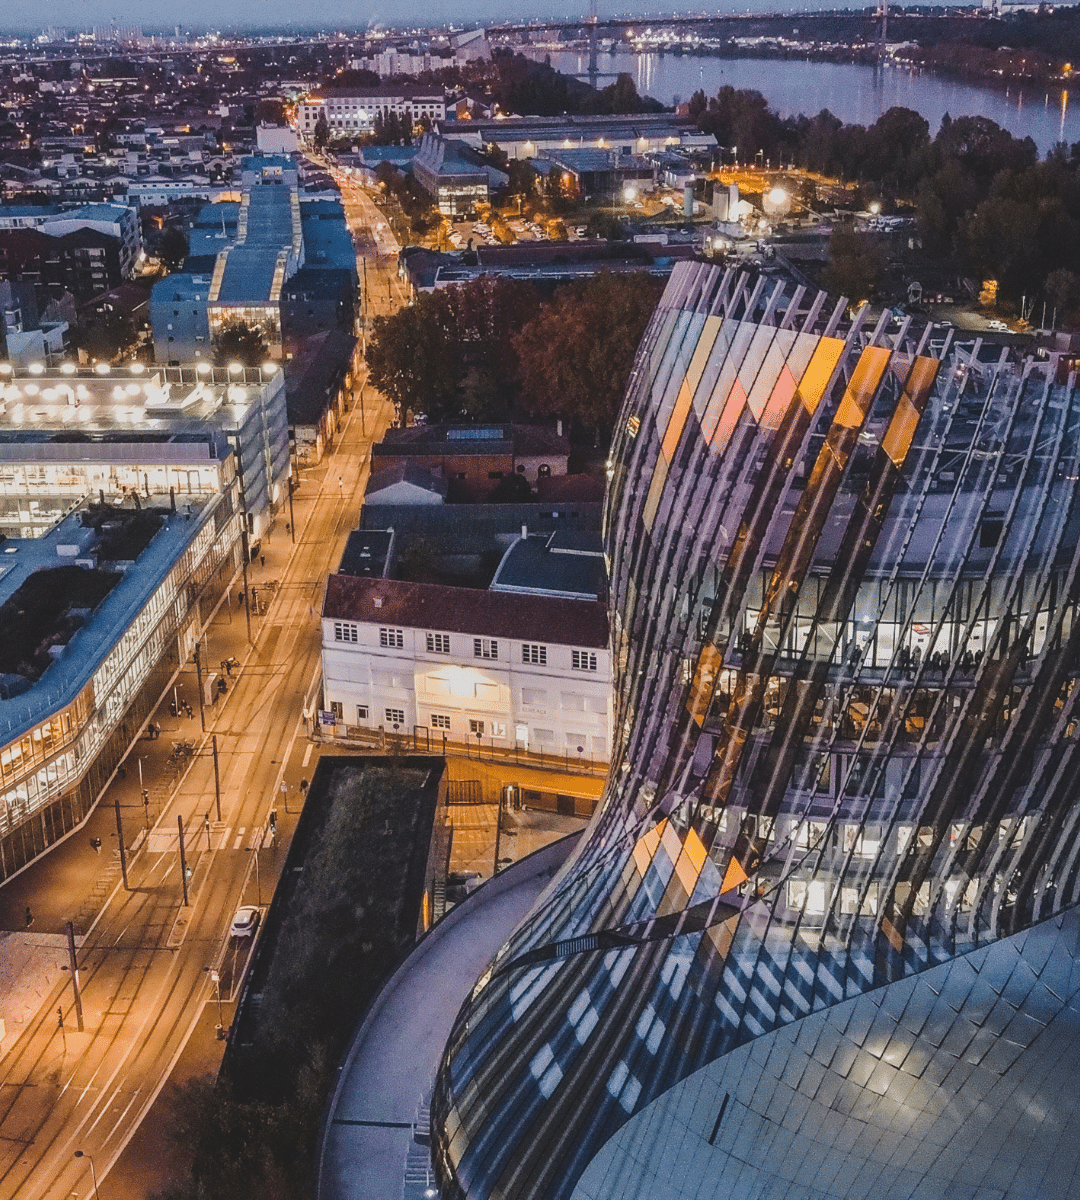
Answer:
[534,49,1076,154]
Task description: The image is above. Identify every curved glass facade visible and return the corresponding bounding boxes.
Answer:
[432,262,1080,1200]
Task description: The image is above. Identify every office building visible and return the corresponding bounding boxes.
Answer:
[150,156,356,363]
[432,262,1080,1200]
[297,85,446,139]
[0,360,254,879]
[0,361,288,542]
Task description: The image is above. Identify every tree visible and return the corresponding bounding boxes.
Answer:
[822,227,886,305]
[513,272,664,435]
[158,225,189,273]
[365,276,541,425]
[213,321,270,366]
[70,310,136,363]
[313,113,329,149]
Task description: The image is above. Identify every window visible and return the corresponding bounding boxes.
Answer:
[385,708,405,725]
[380,627,404,648]
[426,632,450,654]
[356,704,369,722]
[334,622,358,643]
[330,701,343,720]
[522,643,547,665]
[572,650,597,671]
[431,713,451,729]
[474,638,498,660]
[469,718,485,737]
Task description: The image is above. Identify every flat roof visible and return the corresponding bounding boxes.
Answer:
[0,491,227,745]
[337,529,393,578]
[490,532,606,601]
[0,364,281,444]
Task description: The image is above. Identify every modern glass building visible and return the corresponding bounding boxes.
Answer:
[432,262,1080,1200]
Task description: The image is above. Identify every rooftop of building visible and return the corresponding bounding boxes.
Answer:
[299,200,357,272]
[365,459,448,503]
[540,148,654,173]
[323,574,609,647]
[0,362,282,446]
[214,244,288,303]
[337,528,394,579]
[373,422,570,459]
[0,490,226,744]
[283,328,357,426]
[490,530,606,602]
[439,113,715,142]
[413,133,493,182]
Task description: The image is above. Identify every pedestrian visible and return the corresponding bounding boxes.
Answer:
[91,837,101,853]
[24,905,32,928]
[260,554,265,568]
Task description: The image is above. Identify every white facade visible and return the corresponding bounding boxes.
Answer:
[298,89,446,138]
[322,615,612,761]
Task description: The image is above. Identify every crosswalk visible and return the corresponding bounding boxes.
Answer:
[144,823,276,854]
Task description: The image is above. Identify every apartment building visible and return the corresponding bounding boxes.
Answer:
[322,573,611,762]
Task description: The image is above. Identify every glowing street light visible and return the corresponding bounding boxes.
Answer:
[74,1150,101,1200]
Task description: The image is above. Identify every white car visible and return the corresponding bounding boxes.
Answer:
[230,905,260,938]
[987,319,1009,332]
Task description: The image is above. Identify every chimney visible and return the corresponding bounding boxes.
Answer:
[521,524,528,540]
[556,418,563,437]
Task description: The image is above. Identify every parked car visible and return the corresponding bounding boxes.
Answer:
[230,905,260,938]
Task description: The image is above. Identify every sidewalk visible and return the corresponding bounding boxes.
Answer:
[0,437,346,943]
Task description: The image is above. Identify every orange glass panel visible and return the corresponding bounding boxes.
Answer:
[795,336,845,415]
[721,855,748,893]
[661,379,695,464]
[835,345,891,427]
[641,455,669,532]
[684,826,707,873]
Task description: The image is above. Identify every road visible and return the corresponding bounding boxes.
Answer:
[0,186,397,1200]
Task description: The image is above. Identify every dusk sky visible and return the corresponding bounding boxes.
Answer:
[4,0,936,35]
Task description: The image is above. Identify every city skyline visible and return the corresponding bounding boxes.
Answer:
[3,0,954,37]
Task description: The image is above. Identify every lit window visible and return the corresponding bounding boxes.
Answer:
[431,713,451,729]
[385,707,405,726]
[333,622,357,643]
[522,643,547,665]
[380,627,404,648]
[474,638,498,660]
[572,650,597,671]
[426,632,450,654]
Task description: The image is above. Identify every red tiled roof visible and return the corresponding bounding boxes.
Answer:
[324,576,609,648]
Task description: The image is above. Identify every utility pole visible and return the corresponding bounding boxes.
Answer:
[114,792,129,890]
[194,639,206,732]
[241,529,252,644]
[212,733,222,823]
[66,920,84,1031]
[178,814,190,906]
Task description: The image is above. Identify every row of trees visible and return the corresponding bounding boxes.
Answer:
[695,85,1080,310]
[365,272,664,434]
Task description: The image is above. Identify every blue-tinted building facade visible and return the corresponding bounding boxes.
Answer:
[431,262,1080,1200]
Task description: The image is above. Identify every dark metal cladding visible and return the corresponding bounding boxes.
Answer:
[431,262,1080,1200]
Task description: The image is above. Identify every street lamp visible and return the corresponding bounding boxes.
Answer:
[74,1150,101,1200]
